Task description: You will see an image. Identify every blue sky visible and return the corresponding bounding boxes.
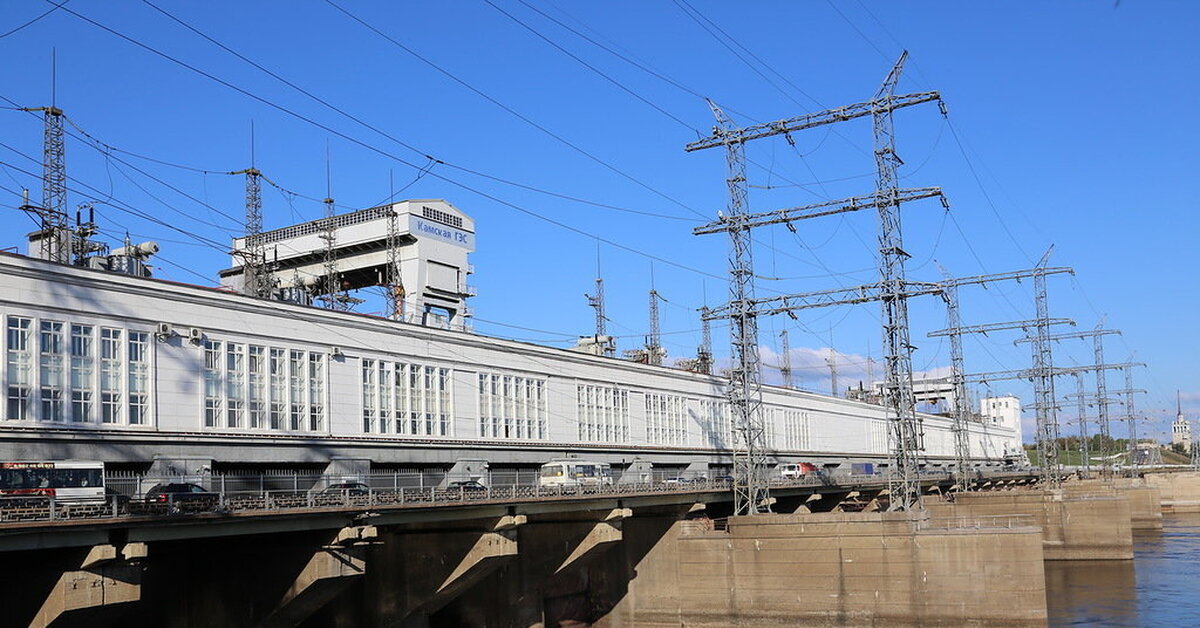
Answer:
[1,1,1196,441]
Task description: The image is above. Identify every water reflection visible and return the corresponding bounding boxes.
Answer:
[1046,514,1200,627]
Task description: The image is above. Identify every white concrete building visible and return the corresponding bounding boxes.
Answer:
[0,199,1023,475]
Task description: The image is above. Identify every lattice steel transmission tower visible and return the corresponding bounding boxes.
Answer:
[691,98,768,514]
[1071,373,1092,477]
[688,53,944,512]
[1193,417,1200,471]
[779,330,794,389]
[1118,365,1147,476]
[929,256,1073,490]
[1017,324,1121,477]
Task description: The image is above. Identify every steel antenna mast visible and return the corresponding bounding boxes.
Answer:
[646,287,665,366]
[19,104,69,263]
[584,245,613,357]
[318,145,345,310]
[234,123,269,298]
[384,172,404,321]
[696,307,714,375]
[779,329,794,389]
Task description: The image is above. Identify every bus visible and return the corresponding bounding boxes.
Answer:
[539,460,614,487]
[0,461,106,503]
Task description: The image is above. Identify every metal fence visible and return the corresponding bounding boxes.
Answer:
[0,469,926,525]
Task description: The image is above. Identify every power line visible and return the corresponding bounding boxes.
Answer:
[0,0,73,39]
[49,2,734,283]
[320,0,705,219]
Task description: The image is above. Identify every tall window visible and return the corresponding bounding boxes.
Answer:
[225,343,245,428]
[99,328,122,424]
[478,372,546,440]
[248,346,265,429]
[645,393,687,445]
[576,384,629,443]
[870,421,888,454]
[363,360,453,437]
[70,324,94,423]
[781,409,811,450]
[288,350,304,431]
[6,317,32,420]
[204,342,322,432]
[127,332,150,425]
[39,321,65,421]
[700,400,732,449]
[203,339,223,427]
[268,348,286,430]
[308,353,325,432]
[362,359,378,433]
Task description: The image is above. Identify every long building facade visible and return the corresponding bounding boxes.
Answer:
[0,254,1023,476]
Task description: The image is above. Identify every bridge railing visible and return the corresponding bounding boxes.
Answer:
[0,469,1034,526]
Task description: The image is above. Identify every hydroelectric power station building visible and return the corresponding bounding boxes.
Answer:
[0,199,1023,479]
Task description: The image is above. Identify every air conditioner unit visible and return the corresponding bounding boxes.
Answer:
[155,322,173,340]
[188,327,204,344]
[329,346,344,358]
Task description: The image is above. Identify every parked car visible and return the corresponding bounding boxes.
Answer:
[447,480,487,493]
[142,483,218,514]
[320,482,371,496]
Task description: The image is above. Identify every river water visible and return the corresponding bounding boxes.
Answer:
[1045,513,1200,627]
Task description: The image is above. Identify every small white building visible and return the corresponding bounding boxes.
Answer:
[979,395,1025,461]
[220,200,475,329]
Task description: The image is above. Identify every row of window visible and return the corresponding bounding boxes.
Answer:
[780,409,812,450]
[360,359,453,437]
[0,315,915,449]
[202,341,326,432]
[645,393,688,445]
[478,373,546,440]
[5,316,150,425]
[577,384,630,443]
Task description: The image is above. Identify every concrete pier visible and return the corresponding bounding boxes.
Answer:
[926,490,1133,560]
[1062,479,1163,530]
[604,512,1048,627]
[1144,472,1200,513]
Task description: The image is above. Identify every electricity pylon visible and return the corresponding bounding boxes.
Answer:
[1016,324,1122,478]
[689,52,944,512]
[930,256,1074,491]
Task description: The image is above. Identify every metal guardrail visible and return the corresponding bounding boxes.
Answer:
[0,472,908,525]
[0,470,1035,527]
[921,514,1036,531]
